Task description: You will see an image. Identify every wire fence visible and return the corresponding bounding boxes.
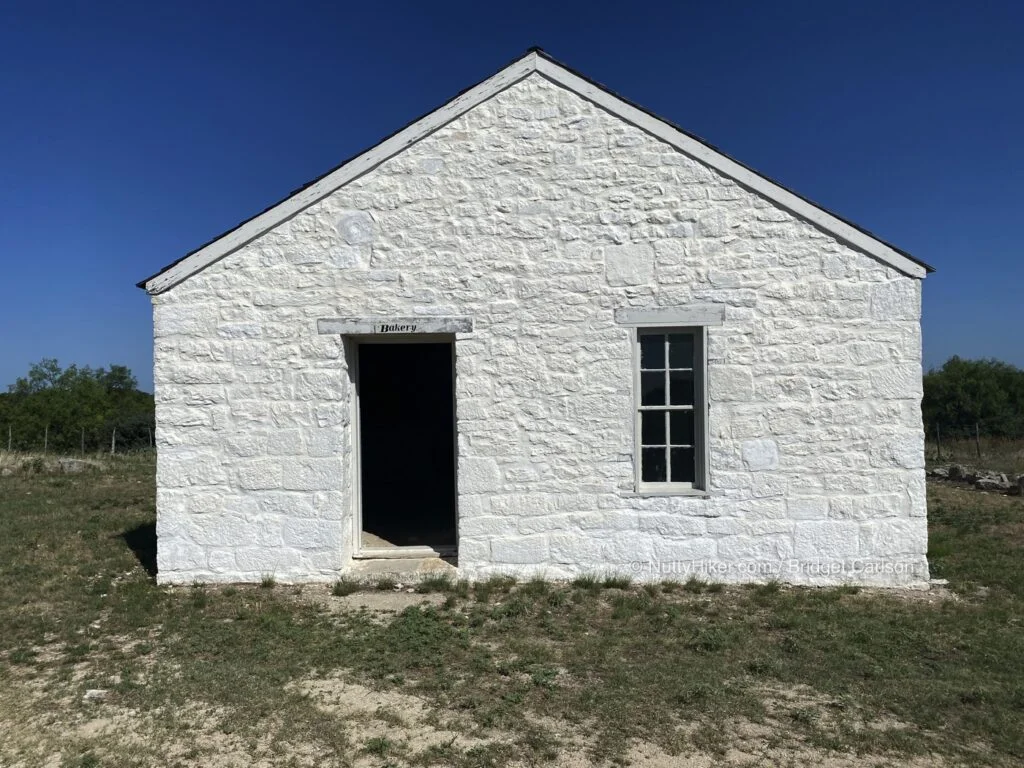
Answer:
[2,420,155,456]
[925,420,1024,476]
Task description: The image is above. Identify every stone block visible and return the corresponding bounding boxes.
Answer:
[155,304,218,337]
[207,549,237,573]
[234,547,282,574]
[267,430,303,456]
[157,538,207,573]
[190,514,251,547]
[717,534,794,561]
[295,371,345,401]
[236,460,284,490]
[257,492,317,518]
[307,428,345,458]
[491,536,549,564]
[549,533,603,564]
[604,243,654,286]
[859,519,927,557]
[794,521,859,560]
[786,497,828,520]
[829,494,905,520]
[460,457,502,493]
[282,518,343,549]
[710,367,754,401]
[158,453,226,487]
[336,211,375,245]
[869,434,924,469]
[460,516,518,537]
[652,537,716,563]
[279,459,343,491]
[741,439,779,471]
[870,280,920,321]
[224,433,268,458]
[870,367,923,400]
[637,514,706,537]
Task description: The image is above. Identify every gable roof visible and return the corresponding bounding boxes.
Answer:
[138,48,933,294]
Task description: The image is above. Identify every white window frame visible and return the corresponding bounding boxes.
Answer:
[632,326,709,494]
[616,304,722,497]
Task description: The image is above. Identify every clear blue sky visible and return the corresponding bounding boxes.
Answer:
[1,1,1021,392]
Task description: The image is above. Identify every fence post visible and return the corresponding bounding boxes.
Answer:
[935,423,941,462]
[43,425,48,455]
[148,426,153,449]
[110,429,116,456]
[6,424,10,452]
[975,423,981,459]
[81,427,85,456]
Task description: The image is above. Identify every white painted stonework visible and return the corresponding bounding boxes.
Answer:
[148,60,929,587]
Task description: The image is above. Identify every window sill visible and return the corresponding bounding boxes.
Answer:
[621,488,710,499]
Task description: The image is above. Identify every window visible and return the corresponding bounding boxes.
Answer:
[635,328,707,492]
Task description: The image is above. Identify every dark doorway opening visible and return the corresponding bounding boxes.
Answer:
[358,341,456,550]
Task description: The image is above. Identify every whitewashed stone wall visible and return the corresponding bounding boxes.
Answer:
[152,73,928,586]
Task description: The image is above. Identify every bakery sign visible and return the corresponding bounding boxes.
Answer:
[316,316,474,335]
[376,322,418,333]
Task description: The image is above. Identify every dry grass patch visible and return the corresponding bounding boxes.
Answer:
[1,460,1023,766]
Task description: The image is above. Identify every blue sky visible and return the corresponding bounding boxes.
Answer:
[1,1,1021,392]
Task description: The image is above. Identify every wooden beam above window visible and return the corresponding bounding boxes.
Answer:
[615,305,725,327]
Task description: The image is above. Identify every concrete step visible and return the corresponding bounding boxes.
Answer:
[349,556,458,580]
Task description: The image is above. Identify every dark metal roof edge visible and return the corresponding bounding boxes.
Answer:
[137,46,932,290]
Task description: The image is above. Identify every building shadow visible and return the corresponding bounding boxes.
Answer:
[121,522,157,579]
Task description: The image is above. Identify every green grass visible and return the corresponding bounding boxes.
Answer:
[600,574,632,590]
[259,574,277,589]
[331,578,360,597]
[1,461,1022,766]
[414,574,455,593]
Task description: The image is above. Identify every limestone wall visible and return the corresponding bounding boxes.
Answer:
[152,73,928,586]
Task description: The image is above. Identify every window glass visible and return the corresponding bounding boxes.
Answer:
[642,447,667,483]
[640,371,665,406]
[640,335,665,369]
[668,334,693,369]
[669,370,694,405]
[670,410,694,446]
[641,411,666,446]
[670,447,695,483]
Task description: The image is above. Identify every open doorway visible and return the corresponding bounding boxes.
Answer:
[356,340,456,553]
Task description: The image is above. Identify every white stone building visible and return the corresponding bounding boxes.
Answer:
[139,49,933,587]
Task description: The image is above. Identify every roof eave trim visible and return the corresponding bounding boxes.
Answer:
[140,49,929,294]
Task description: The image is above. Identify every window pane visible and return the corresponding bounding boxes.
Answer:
[641,371,665,406]
[668,333,694,369]
[642,447,667,483]
[670,447,695,483]
[669,370,694,405]
[670,410,694,446]
[640,335,665,369]
[641,410,666,446]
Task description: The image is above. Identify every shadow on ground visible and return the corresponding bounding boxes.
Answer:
[121,522,157,578]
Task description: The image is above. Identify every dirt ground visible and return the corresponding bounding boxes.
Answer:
[1,591,953,768]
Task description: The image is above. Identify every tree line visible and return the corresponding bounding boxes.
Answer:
[1,355,1020,455]
[0,359,154,453]
[923,356,1024,439]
